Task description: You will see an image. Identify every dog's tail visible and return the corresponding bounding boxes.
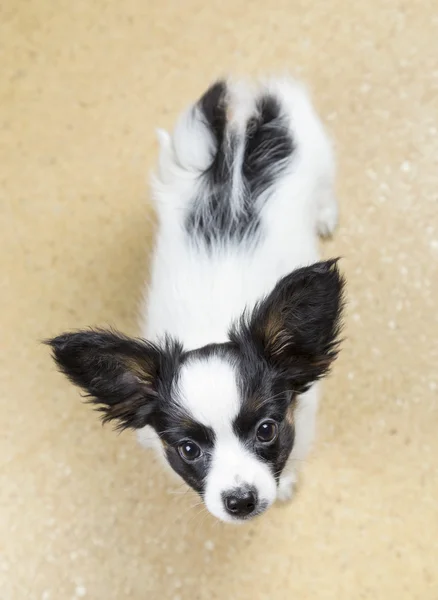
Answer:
[153,77,329,244]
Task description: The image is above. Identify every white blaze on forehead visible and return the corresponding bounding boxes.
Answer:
[177,356,240,428]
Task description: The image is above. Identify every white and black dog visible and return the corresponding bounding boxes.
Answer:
[48,77,345,523]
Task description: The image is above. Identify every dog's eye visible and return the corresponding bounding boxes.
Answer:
[256,420,278,444]
[178,440,202,462]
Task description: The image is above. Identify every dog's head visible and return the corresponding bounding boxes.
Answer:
[47,260,344,522]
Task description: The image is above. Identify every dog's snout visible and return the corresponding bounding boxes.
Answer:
[223,487,257,518]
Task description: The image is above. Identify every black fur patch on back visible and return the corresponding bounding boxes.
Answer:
[199,80,228,184]
[243,96,295,198]
[185,82,295,247]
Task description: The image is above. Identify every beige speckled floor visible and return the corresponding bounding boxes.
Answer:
[1,0,437,598]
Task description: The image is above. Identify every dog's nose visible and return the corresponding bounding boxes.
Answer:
[223,488,257,518]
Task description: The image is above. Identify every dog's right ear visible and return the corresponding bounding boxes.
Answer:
[230,260,345,391]
[45,329,178,430]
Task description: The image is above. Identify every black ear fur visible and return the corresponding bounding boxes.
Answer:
[230,260,345,390]
[45,329,180,430]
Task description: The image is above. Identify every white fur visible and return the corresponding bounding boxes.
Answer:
[137,76,337,514]
[204,434,278,522]
[177,357,240,427]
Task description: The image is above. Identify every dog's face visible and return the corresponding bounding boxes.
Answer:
[47,260,344,522]
[153,348,296,522]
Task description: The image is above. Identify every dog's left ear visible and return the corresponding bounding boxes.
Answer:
[46,329,178,430]
[230,260,345,390]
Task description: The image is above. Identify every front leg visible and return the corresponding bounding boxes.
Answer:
[277,384,320,503]
[277,469,297,502]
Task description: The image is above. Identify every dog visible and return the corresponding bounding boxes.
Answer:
[47,76,345,523]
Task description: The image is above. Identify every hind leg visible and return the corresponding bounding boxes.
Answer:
[263,77,339,238]
[316,185,339,238]
[315,136,338,238]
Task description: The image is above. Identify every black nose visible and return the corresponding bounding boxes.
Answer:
[224,488,258,518]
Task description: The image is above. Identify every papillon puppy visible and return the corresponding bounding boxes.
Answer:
[47,76,345,523]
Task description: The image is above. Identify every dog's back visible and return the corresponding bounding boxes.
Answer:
[143,77,336,348]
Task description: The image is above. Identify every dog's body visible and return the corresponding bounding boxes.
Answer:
[48,77,344,523]
[139,77,338,502]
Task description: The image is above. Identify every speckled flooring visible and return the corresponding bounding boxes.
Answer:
[1,1,437,598]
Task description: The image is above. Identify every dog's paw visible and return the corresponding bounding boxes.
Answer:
[276,474,296,503]
[316,195,339,238]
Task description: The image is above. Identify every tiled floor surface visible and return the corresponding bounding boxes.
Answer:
[1,1,437,598]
